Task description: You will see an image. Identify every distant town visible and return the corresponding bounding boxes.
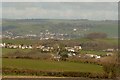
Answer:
[1,30,72,40]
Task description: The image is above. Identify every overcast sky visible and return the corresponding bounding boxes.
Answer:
[1,2,118,20]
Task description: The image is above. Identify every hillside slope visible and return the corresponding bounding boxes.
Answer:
[2,19,118,38]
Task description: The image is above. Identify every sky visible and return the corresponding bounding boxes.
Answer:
[1,0,119,2]
[1,2,118,20]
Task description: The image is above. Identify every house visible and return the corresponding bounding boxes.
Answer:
[13,45,18,49]
[25,46,28,49]
[8,45,14,49]
[86,54,94,58]
[65,47,72,50]
[73,53,76,56]
[68,52,76,57]
[51,54,61,61]
[106,53,113,56]
[74,45,82,50]
[41,46,54,52]
[65,47,75,52]
[21,45,27,49]
[106,48,114,52]
[28,45,33,49]
[42,48,50,52]
[0,43,6,48]
[36,45,42,49]
[18,44,22,49]
[85,54,101,59]
[68,48,75,52]
[95,55,101,59]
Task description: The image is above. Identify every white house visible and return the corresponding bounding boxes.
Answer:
[74,46,82,50]
[106,48,114,52]
[85,54,101,59]
[106,53,113,56]
[95,55,101,59]
[68,48,75,52]
[28,45,32,49]
[18,45,22,49]
[13,45,18,49]
[0,43,5,48]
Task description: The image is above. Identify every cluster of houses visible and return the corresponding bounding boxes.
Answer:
[0,43,55,52]
[2,30,71,40]
[65,46,82,52]
[82,54,101,59]
[0,43,33,49]
[1,42,115,60]
[0,43,82,52]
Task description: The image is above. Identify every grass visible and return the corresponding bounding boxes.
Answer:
[2,48,32,55]
[95,38,118,45]
[2,38,118,46]
[2,48,107,56]
[3,19,118,38]
[2,39,38,45]
[2,58,104,73]
[75,38,118,45]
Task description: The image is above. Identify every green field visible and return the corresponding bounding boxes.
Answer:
[74,38,118,45]
[2,48,107,56]
[2,58,104,73]
[2,38,118,45]
[1,38,118,76]
[2,19,118,38]
[2,48,32,55]
[2,19,118,37]
[2,39,38,45]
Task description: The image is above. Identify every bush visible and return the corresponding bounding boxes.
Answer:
[3,50,52,60]
[103,63,117,78]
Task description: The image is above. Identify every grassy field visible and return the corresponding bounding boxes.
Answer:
[2,58,104,73]
[2,48,107,57]
[2,39,38,45]
[2,48,32,55]
[2,38,118,45]
[74,38,118,45]
[2,19,118,38]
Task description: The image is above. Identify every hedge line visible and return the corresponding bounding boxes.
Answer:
[2,68,110,79]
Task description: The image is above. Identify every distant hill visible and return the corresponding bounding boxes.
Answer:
[2,19,118,38]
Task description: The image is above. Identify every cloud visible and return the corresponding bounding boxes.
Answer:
[2,2,118,20]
